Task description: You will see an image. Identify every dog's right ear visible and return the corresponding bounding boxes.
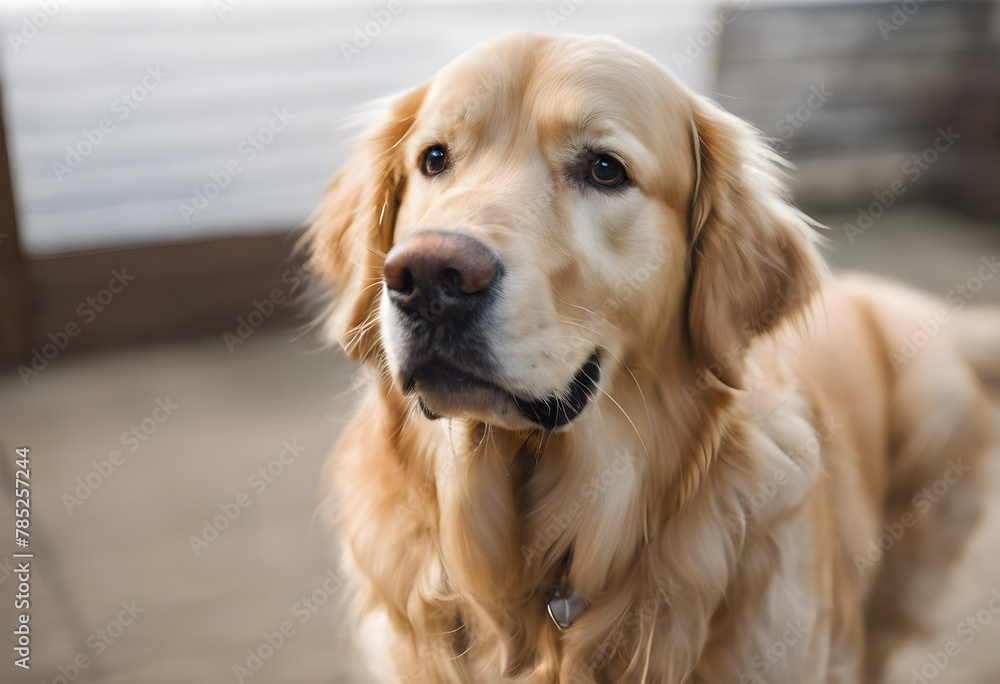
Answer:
[686,98,824,387]
[308,84,428,360]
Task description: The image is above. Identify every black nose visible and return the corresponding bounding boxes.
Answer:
[383,231,500,319]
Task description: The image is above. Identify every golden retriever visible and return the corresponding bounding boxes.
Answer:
[308,33,998,683]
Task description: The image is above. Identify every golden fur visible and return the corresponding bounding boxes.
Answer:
[308,33,998,683]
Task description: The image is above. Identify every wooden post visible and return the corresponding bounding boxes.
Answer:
[0,82,31,365]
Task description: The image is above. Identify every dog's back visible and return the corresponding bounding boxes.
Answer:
[800,275,994,681]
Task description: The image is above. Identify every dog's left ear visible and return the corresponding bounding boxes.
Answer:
[308,84,428,359]
[687,98,824,387]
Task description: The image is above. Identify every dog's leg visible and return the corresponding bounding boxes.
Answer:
[862,341,990,683]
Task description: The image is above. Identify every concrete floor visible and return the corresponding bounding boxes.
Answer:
[0,331,367,683]
[1,203,999,683]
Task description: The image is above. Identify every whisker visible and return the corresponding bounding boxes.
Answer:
[600,346,652,446]
[345,310,382,360]
[434,621,466,636]
[493,431,513,480]
[359,339,385,368]
[356,277,386,295]
[552,295,603,322]
[340,298,380,349]
[449,637,473,661]
[472,422,490,456]
[560,318,624,345]
[551,295,628,337]
[348,257,386,272]
[595,383,649,457]
[551,333,650,456]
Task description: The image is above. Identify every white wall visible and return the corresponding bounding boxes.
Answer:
[1,0,728,254]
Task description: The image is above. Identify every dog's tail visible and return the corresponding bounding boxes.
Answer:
[952,306,1000,385]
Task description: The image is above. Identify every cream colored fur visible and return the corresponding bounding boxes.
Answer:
[309,33,996,683]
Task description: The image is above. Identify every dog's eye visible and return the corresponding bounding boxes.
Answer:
[421,145,448,177]
[590,156,627,188]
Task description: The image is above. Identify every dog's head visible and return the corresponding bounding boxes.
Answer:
[311,33,821,431]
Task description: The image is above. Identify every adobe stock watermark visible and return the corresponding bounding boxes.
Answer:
[599,249,668,320]
[222,259,308,352]
[520,449,637,565]
[37,600,144,684]
[232,567,351,683]
[853,458,971,576]
[671,0,751,72]
[559,246,669,358]
[442,76,501,122]
[889,255,999,371]
[214,0,244,20]
[6,0,71,54]
[774,84,832,140]
[571,576,683,683]
[0,555,17,585]
[545,0,587,30]
[339,0,403,62]
[177,107,295,224]
[878,0,929,41]
[843,126,960,244]
[392,642,454,684]
[62,398,180,514]
[392,430,467,524]
[189,439,306,556]
[725,415,842,530]
[683,285,800,404]
[52,65,168,181]
[908,588,1000,683]
[738,620,809,683]
[16,268,136,386]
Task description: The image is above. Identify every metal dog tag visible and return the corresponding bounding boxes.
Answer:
[547,588,588,630]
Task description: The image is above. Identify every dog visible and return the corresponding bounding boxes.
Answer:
[308,33,999,683]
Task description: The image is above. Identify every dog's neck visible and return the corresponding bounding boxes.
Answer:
[349,345,818,680]
[398,356,728,658]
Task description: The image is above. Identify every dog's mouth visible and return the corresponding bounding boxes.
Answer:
[512,353,601,430]
[402,351,601,431]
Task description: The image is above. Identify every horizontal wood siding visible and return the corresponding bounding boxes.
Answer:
[716,1,1000,217]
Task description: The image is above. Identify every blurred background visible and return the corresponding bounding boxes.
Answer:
[0,0,998,682]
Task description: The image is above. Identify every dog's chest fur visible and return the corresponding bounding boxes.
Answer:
[338,372,839,683]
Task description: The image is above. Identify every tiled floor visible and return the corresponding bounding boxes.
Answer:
[1,203,999,683]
